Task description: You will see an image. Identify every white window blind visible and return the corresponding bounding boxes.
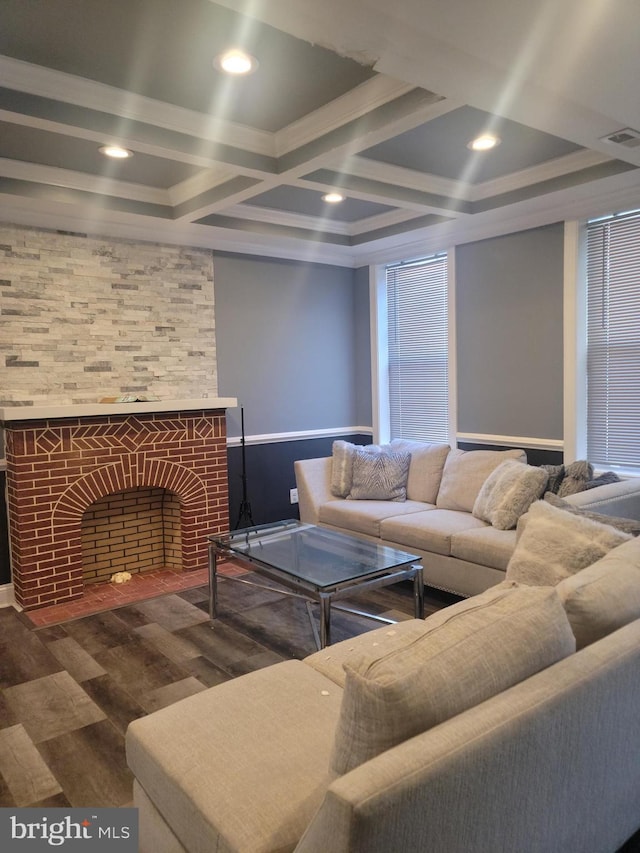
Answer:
[586,209,640,471]
[386,255,448,442]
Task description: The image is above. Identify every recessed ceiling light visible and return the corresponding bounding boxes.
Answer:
[468,134,501,152]
[99,145,133,159]
[213,49,258,75]
[322,192,345,203]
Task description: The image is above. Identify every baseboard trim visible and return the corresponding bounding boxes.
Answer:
[226,426,373,448]
[0,582,16,610]
[457,433,564,451]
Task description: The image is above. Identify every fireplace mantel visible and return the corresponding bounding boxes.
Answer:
[0,397,237,423]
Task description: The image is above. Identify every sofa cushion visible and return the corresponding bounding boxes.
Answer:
[506,499,632,586]
[557,538,640,649]
[319,499,428,538]
[436,448,527,512]
[543,491,640,535]
[472,459,548,530]
[330,583,575,774]
[390,439,450,503]
[126,660,342,853]
[305,619,430,687]
[380,509,487,557]
[450,525,518,571]
[349,448,411,501]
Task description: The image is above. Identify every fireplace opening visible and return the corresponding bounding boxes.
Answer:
[81,487,183,585]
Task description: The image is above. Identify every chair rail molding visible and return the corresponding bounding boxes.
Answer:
[457,432,564,451]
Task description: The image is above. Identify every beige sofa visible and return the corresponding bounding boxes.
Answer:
[294,441,640,597]
[126,533,640,853]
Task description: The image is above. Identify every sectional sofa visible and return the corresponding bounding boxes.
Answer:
[126,525,640,852]
[294,440,640,597]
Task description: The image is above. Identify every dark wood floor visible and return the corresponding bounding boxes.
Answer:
[2,576,639,851]
[0,575,451,809]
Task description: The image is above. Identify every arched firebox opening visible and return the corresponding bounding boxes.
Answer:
[81,486,182,584]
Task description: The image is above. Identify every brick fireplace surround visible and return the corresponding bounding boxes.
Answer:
[1,399,236,611]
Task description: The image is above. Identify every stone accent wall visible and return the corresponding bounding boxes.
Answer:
[0,224,218,408]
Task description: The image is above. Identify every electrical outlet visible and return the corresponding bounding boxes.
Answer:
[290,488,298,504]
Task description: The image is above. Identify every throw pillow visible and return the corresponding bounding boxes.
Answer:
[541,463,565,494]
[330,441,384,497]
[389,439,450,504]
[584,471,621,490]
[557,460,594,497]
[348,449,411,502]
[472,459,548,530]
[505,499,632,586]
[436,448,527,513]
[330,583,575,774]
[543,491,640,535]
[557,538,640,649]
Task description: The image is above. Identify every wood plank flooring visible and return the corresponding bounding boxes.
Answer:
[3,576,640,851]
[0,575,452,810]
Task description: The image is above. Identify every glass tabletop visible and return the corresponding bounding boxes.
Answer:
[208,520,420,590]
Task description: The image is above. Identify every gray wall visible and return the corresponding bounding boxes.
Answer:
[455,223,565,440]
[213,252,365,440]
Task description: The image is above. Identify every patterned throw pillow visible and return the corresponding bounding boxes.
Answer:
[348,449,411,502]
[330,441,384,497]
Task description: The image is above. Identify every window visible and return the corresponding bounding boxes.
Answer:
[385,254,449,442]
[586,209,640,472]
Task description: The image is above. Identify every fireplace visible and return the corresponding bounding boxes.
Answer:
[1,398,236,610]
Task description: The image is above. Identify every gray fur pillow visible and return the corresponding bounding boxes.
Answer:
[472,460,549,530]
[540,463,565,494]
[506,499,631,586]
[557,460,594,497]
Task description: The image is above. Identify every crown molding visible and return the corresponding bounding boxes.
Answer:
[353,165,640,267]
[0,55,275,156]
[0,158,169,204]
[221,203,352,236]
[0,195,358,267]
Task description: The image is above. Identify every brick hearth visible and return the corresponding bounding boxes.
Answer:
[3,403,233,610]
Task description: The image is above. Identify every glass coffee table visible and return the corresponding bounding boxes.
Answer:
[207,520,424,649]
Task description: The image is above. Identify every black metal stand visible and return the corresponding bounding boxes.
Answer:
[234,407,255,529]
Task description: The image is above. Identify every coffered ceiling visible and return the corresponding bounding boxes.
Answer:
[2,0,640,266]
